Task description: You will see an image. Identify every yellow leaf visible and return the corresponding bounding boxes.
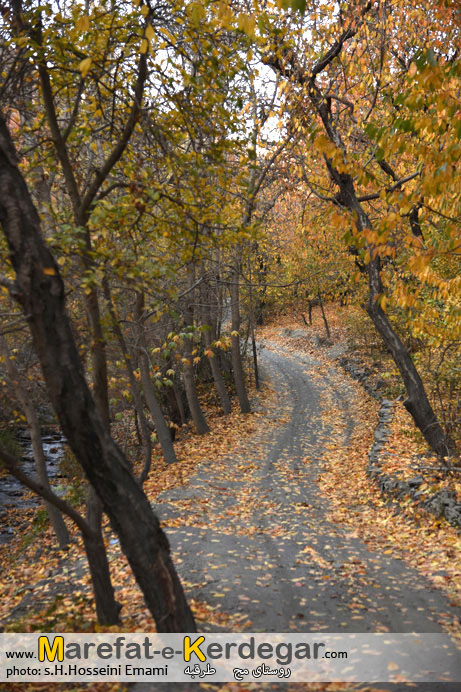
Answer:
[188,2,206,26]
[145,24,155,41]
[141,5,148,16]
[76,15,90,32]
[237,13,255,36]
[79,57,92,77]
[410,254,430,274]
[43,267,56,276]
[140,39,148,54]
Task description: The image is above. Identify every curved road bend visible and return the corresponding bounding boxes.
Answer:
[133,341,461,692]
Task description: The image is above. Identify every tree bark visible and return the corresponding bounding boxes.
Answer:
[365,257,454,457]
[85,487,121,625]
[230,265,251,413]
[23,400,71,550]
[104,282,153,481]
[0,115,196,631]
[84,288,110,428]
[134,293,178,465]
[285,53,457,459]
[201,282,231,414]
[248,259,260,390]
[317,291,331,341]
[203,326,232,414]
[317,105,453,456]
[0,441,120,625]
[182,302,210,434]
[172,383,188,426]
[139,351,179,463]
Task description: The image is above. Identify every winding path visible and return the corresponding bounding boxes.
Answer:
[134,340,461,691]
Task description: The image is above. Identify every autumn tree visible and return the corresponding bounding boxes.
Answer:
[256,0,459,457]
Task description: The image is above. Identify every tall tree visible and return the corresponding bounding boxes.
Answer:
[262,0,458,457]
[0,114,196,631]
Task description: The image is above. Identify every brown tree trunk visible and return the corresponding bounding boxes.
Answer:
[230,266,251,413]
[0,116,196,632]
[317,291,331,341]
[296,67,455,459]
[203,327,232,414]
[366,256,454,458]
[104,282,153,481]
[201,282,231,414]
[2,333,120,623]
[138,351,178,463]
[324,147,453,457]
[182,302,210,434]
[134,293,178,465]
[85,287,110,429]
[24,401,71,550]
[85,488,121,625]
[172,383,188,426]
[248,260,260,390]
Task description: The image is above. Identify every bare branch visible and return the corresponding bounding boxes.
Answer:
[79,51,148,218]
[311,3,372,79]
[357,171,420,202]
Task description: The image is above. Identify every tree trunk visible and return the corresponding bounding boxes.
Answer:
[24,401,70,550]
[201,282,231,414]
[0,337,70,549]
[317,291,331,341]
[104,282,152,481]
[1,337,121,622]
[172,383,188,426]
[325,147,453,457]
[85,488,121,625]
[298,73,455,459]
[138,350,178,463]
[0,116,196,632]
[248,260,260,390]
[0,441,126,626]
[85,287,110,429]
[366,257,454,458]
[203,327,232,414]
[182,303,210,434]
[134,293,178,465]
[349,192,453,458]
[230,266,251,413]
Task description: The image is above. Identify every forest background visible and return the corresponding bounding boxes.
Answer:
[0,0,459,634]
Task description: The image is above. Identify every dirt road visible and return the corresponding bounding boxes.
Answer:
[133,340,461,691]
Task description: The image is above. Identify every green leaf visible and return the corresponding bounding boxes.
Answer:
[291,0,307,14]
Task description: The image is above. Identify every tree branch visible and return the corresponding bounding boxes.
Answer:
[0,445,92,537]
[357,171,420,202]
[79,51,148,218]
[311,3,372,78]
